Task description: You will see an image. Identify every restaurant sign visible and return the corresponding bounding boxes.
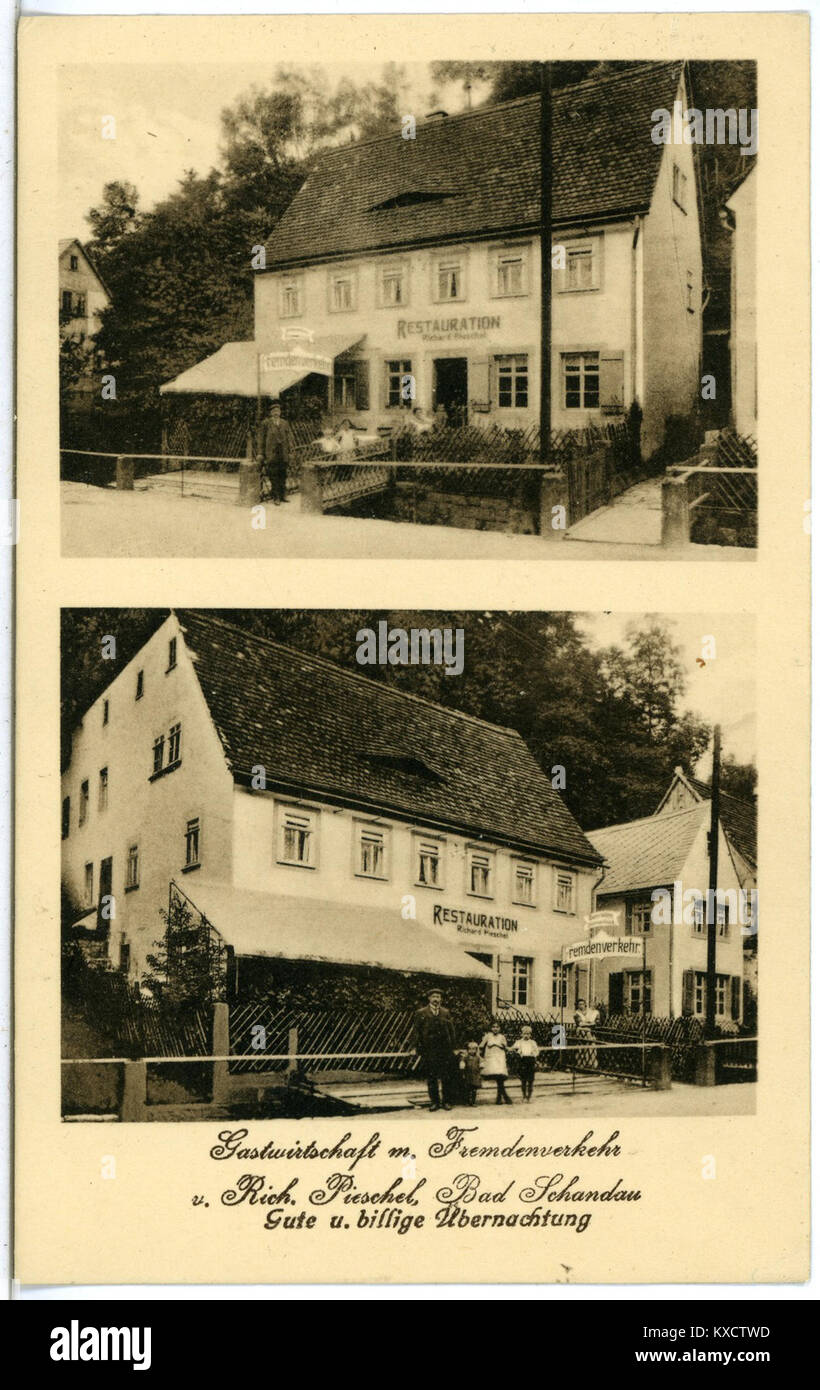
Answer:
[398,314,502,343]
[432,903,518,940]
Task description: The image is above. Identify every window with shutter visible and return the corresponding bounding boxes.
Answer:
[468,356,491,411]
[354,360,370,412]
[497,956,514,1007]
[682,969,695,1015]
[608,971,625,1015]
[599,353,625,414]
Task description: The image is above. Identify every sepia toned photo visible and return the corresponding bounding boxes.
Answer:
[59,58,757,560]
[61,608,757,1123]
[15,11,809,1293]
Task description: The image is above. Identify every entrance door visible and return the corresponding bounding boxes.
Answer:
[433,358,468,426]
[97,856,112,932]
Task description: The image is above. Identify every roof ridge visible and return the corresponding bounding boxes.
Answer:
[174,609,526,741]
[312,60,684,161]
[590,801,709,836]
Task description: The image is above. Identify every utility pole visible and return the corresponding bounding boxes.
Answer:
[539,61,552,465]
[705,725,721,1034]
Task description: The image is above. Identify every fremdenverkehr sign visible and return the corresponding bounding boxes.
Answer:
[562,934,644,964]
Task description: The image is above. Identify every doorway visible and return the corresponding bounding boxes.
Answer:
[433,357,468,425]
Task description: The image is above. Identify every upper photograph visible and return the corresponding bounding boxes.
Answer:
[59,58,757,561]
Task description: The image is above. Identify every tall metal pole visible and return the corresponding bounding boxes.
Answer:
[706,726,722,1035]
[539,61,552,464]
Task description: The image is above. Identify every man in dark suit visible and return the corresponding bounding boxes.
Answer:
[412,988,456,1111]
[260,400,293,505]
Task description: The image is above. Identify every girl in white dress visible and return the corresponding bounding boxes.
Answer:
[480,1020,513,1104]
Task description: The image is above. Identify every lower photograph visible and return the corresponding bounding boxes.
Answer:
[60,606,757,1123]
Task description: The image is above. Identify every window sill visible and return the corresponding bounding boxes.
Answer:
[276,858,316,870]
[512,899,537,910]
[181,862,201,874]
[556,285,601,294]
[124,883,140,894]
[355,872,389,882]
[466,891,494,902]
[149,759,182,783]
[414,880,443,892]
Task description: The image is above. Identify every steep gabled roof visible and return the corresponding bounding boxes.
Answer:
[588,803,709,896]
[59,237,111,298]
[175,610,601,865]
[263,61,684,268]
[656,767,757,868]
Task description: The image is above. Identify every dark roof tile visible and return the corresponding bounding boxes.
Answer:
[264,62,684,267]
[176,609,601,864]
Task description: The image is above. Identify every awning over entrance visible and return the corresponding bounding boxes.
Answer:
[185,882,496,982]
[159,335,363,399]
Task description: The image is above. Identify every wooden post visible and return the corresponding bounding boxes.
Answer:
[120,1060,147,1121]
[115,456,134,490]
[212,1000,230,1103]
[286,1026,299,1081]
[660,475,691,546]
[706,727,722,1036]
[539,62,552,465]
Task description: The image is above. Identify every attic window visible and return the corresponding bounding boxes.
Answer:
[368,190,455,212]
[360,750,443,781]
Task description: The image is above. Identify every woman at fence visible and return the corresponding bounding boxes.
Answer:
[572,998,600,1070]
[480,1020,513,1104]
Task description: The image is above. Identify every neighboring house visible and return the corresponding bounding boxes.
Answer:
[723,165,757,437]
[162,61,704,456]
[588,801,746,1023]
[655,764,757,898]
[59,238,109,343]
[61,610,602,1013]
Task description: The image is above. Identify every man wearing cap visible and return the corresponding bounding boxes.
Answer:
[260,400,293,505]
[412,988,457,1111]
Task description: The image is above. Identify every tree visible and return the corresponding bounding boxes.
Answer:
[142,888,228,1010]
[86,180,141,261]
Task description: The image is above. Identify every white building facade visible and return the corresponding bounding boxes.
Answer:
[62,611,603,1014]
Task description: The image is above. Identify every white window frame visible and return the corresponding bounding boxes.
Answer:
[694,971,730,1018]
[557,238,601,293]
[511,955,533,1006]
[415,834,444,890]
[552,960,570,1009]
[280,277,303,318]
[495,354,529,410]
[385,358,414,409]
[354,822,389,881]
[467,846,495,900]
[626,969,652,1014]
[167,722,182,766]
[333,370,357,410]
[562,352,600,410]
[512,858,537,907]
[184,817,201,869]
[553,869,576,914]
[628,900,653,936]
[378,263,407,308]
[98,767,109,812]
[329,271,356,313]
[126,844,140,890]
[434,257,465,303]
[277,803,318,869]
[492,246,529,298]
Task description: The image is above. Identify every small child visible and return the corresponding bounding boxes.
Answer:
[459,1041,483,1106]
[511,1025,540,1102]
